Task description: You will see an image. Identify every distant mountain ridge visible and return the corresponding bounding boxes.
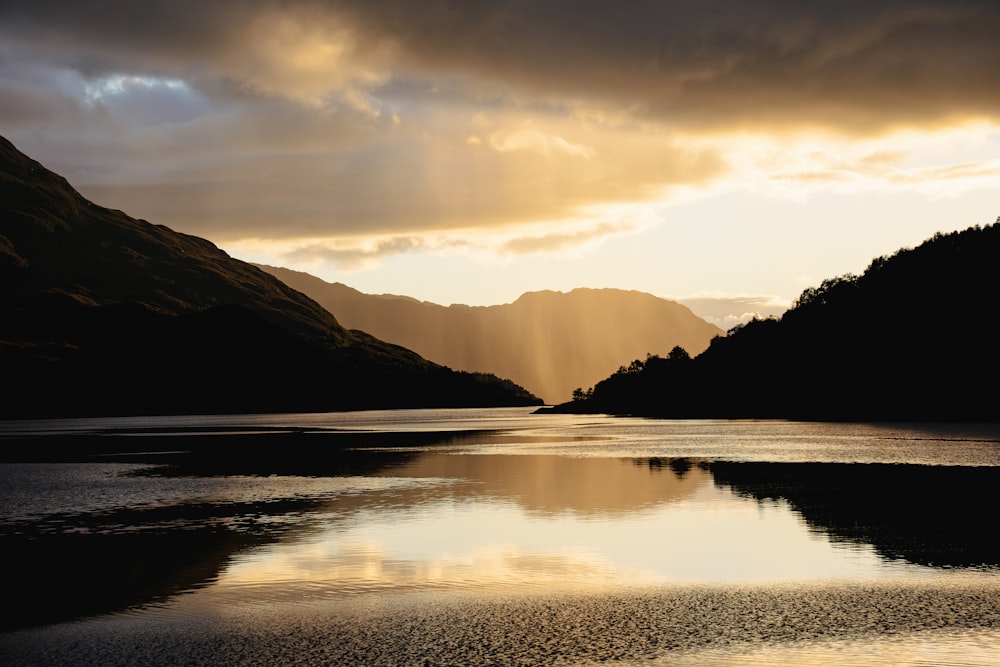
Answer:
[0,135,540,417]
[256,266,724,403]
[547,221,1000,420]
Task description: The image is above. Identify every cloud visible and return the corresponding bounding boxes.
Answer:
[248,214,644,272]
[694,123,1000,202]
[83,75,213,125]
[283,236,429,271]
[676,294,791,331]
[5,1,998,129]
[0,0,997,254]
[490,128,595,159]
[889,161,1000,191]
[772,154,1000,195]
[30,91,724,242]
[330,0,1000,132]
[501,222,629,255]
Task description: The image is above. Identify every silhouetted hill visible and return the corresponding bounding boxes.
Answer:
[255,266,723,404]
[547,222,1000,420]
[0,135,540,417]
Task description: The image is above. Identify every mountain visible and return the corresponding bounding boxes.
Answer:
[255,266,724,403]
[0,135,540,418]
[547,222,1000,420]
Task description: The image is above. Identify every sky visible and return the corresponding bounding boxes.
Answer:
[2,0,998,329]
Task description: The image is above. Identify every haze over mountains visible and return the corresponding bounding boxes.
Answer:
[0,136,539,417]
[256,265,723,404]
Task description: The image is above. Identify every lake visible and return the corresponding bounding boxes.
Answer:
[2,408,1000,665]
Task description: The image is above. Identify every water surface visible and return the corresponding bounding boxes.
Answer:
[2,408,999,665]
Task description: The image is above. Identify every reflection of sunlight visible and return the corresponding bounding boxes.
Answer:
[206,484,916,606]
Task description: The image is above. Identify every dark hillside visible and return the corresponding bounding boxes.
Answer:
[550,222,1000,420]
[0,136,539,417]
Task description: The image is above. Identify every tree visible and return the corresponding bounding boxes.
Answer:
[667,346,690,362]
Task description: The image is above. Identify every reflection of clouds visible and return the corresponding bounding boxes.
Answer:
[215,539,647,601]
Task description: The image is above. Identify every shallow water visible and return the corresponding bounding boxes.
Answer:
[2,408,999,665]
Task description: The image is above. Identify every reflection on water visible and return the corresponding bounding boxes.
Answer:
[382,453,710,516]
[213,488,896,605]
[204,450,1000,605]
[713,461,1000,567]
[2,408,1000,665]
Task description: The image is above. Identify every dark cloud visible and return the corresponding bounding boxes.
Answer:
[0,63,85,125]
[0,0,252,75]
[2,1,998,130]
[332,0,1000,130]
